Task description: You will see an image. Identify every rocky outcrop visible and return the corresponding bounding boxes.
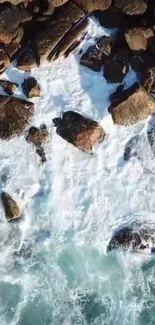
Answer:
[22,77,41,98]
[0,80,18,95]
[53,111,105,152]
[0,95,34,139]
[1,191,21,222]
[109,82,155,125]
[107,225,155,252]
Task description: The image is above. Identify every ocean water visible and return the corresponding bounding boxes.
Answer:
[0,18,155,325]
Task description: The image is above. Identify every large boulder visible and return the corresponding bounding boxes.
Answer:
[113,0,147,15]
[72,0,112,13]
[107,225,155,253]
[108,82,155,125]
[53,111,105,152]
[0,4,21,44]
[125,27,154,51]
[0,95,34,139]
[1,192,21,222]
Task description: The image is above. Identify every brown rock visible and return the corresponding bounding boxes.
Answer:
[12,26,24,44]
[141,67,155,93]
[1,192,20,222]
[0,95,34,139]
[22,77,41,98]
[72,0,112,13]
[53,111,105,152]
[113,0,147,15]
[0,47,10,73]
[0,80,18,95]
[0,0,32,4]
[26,126,49,146]
[125,28,154,51]
[104,60,129,83]
[0,5,20,44]
[51,0,68,7]
[108,82,155,125]
[35,2,84,64]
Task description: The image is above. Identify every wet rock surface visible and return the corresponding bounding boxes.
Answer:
[26,125,49,163]
[0,80,18,95]
[1,191,21,222]
[53,111,105,152]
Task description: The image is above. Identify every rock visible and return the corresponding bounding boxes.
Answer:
[96,6,124,29]
[4,43,19,60]
[113,0,147,15]
[42,0,55,15]
[35,2,84,64]
[1,192,20,222]
[0,95,34,139]
[80,36,113,72]
[51,0,68,7]
[125,28,154,51]
[108,82,155,125]
[0,80,18,95]
[0,4,20,44]
[53,111,105,152]
[22,77,41,98]
[0,47,10,74]
[12,26,24,44]
[141,67,155,93]
[124,134,140,160]
[104,59,129,83]
[26,126,49,146]
[36,146,47,163]
[19,7,32,22]
[0,0,32,4]
[17,47,37,71]
[107,226,155,252]
[130,52,155,73]
[72,0,112,13]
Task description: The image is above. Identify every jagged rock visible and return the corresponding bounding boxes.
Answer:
[53,111,105,152]
[113,0,147,15]
[125,28,154,51]
[0,80,18,95]
[35,2,84,64]
[107,226,155,252]
[1,192,21,222]
[22,77,41,98]
[0,5,20,44]
[104,59,129,83]
[26,126,49,146]
[72,0,112,13]
[0,95,34,139]
[17,47,37,71]
[141,67,155,93]
[108,82,155,125]
[80,36,113,72]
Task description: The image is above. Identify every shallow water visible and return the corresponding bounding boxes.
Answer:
[0,18,155,325]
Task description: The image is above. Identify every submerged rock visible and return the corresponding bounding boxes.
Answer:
[26,125,49,163]
[108,82,155,125]
[0,80,18,95]
[0,95,34,139]
[1,192,21,222]
[107,225,155,253]
[104,59,129,83]
[53,110,105,152]
[22,77,41,98]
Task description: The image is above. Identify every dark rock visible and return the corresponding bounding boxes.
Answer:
[4,43,20,60]
[0,95,34,139]
[124,134,140,160]
[115,45,131,63]
[107,225,155,252]
[130,52,155,73]
[0,80,18,95]
[36,146,47,163]
[1,192,21,222]
[22,77,41,98]
[0,47,10,74]
[53,110,105,152]
[108,82,155,125]
[104,59,129,83]
[125,27,154,51]
[12,26,24,44]
[72,0,112,12]
[110,84,124,102]
[113,0,147,15]
[19,7,32,22]
[17,47,38,71]
[95,6,124,29]
[42,0,55,15]
[141,67,155,93]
